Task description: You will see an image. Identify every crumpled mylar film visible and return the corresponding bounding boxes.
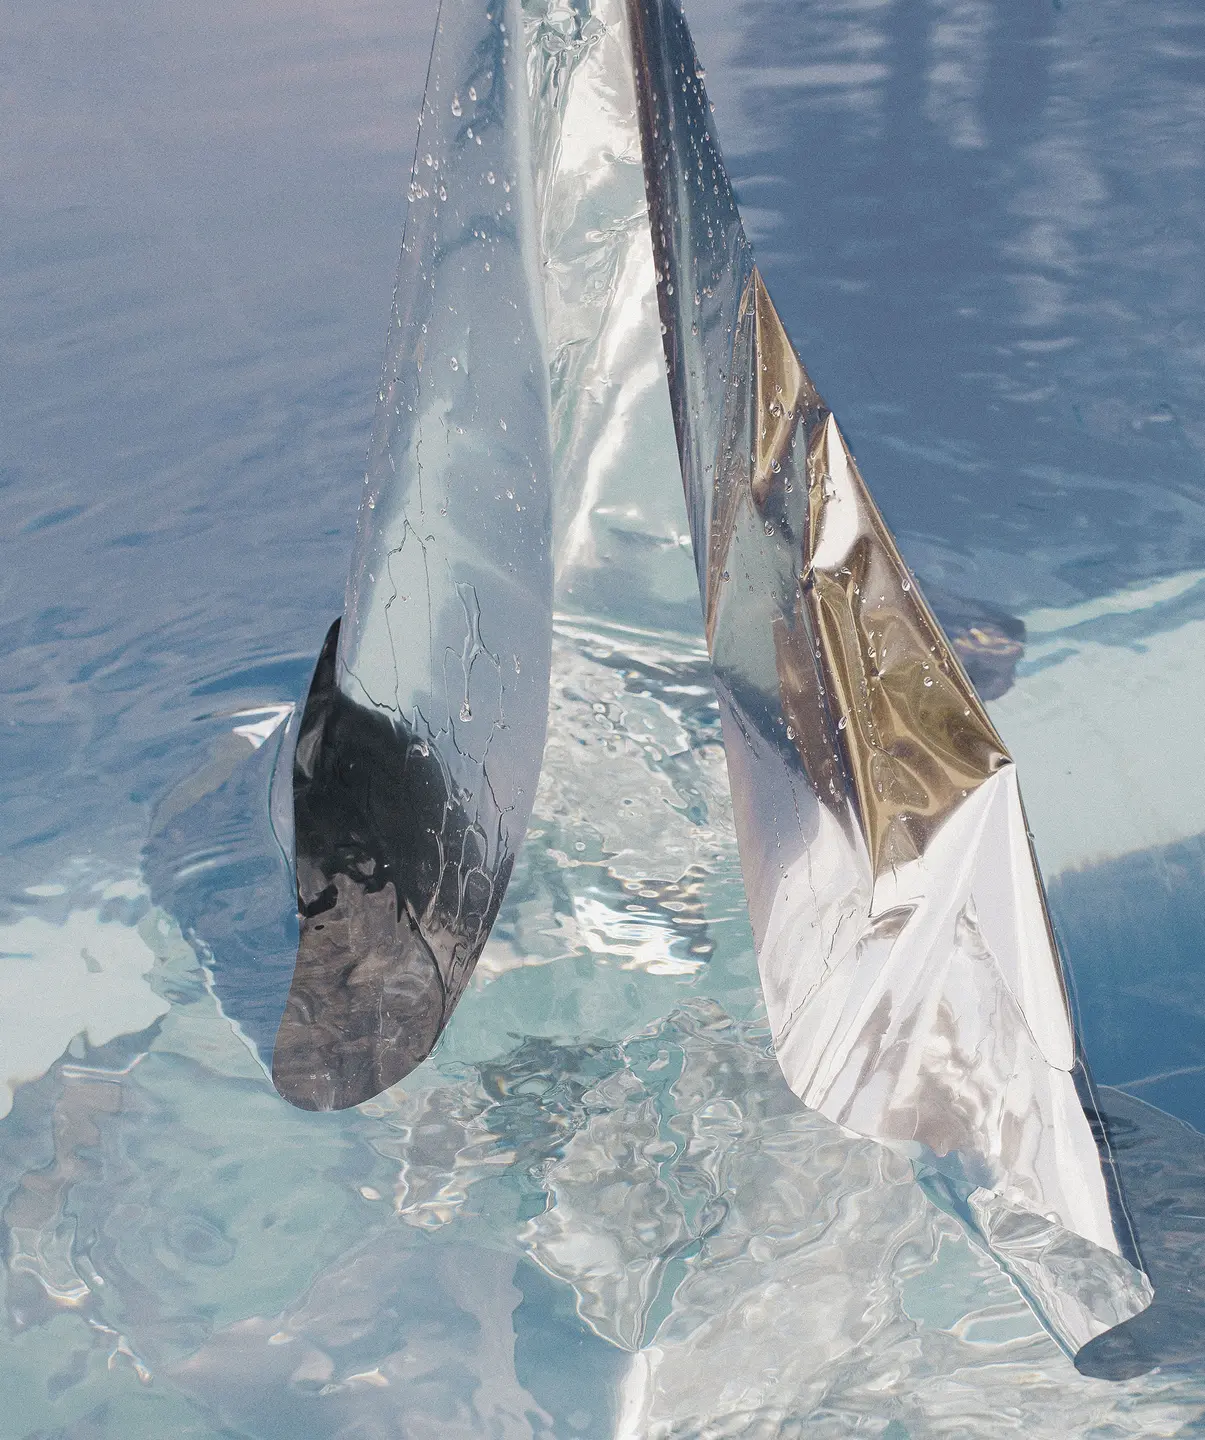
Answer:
[275,0,1153,1362]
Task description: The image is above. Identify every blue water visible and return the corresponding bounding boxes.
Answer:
[3,0,1205,1433]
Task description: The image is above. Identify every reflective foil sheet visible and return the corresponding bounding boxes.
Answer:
[625,0,1151,1355]
[275,0,1153,1362]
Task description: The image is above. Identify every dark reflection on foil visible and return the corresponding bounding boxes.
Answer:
[276,620,513,1111]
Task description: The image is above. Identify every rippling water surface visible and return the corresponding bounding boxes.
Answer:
[3,0,1205,1433]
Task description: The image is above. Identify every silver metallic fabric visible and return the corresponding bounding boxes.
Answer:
[275,0,1153,1361]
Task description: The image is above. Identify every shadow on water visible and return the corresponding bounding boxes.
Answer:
[1077,1088,1205,1378]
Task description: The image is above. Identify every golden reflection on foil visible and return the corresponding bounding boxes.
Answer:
[730,268,1014,876]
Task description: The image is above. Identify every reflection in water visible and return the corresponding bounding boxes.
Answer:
[281,620,518,1109]
[2,0,1204,1429]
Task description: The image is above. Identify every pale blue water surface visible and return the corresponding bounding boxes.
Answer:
[2,0,1205,1434]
